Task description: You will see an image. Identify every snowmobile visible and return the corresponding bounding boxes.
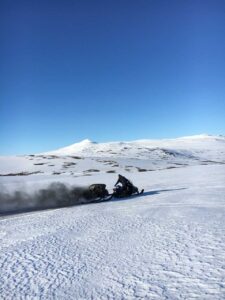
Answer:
[88,184,109,200]
[88,182,144,202]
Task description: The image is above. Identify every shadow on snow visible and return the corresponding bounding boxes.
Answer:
[102,187,187,204]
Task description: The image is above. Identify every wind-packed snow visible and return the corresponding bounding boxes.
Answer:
[0,135,225,299]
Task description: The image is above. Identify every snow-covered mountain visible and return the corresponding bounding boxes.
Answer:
[0,134,224,178]
[43,134,225,158]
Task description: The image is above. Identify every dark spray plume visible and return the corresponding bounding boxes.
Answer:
[0,182,94,215]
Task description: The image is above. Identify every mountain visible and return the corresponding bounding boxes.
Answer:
[42,134,225,160]
[0,134,224,178]
[44,134,225,153]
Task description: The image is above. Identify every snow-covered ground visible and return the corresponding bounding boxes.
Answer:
[0,135,225,299]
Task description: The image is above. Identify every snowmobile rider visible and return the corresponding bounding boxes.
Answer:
[114,174,133,195]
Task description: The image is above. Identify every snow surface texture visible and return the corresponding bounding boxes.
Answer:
[0,135,225,299]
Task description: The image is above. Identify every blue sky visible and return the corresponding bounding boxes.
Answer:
[1,0,225,154]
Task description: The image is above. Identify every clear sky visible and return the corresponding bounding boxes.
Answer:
[1,0,225,155]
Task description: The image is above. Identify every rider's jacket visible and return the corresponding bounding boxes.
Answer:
[115,175,132,187]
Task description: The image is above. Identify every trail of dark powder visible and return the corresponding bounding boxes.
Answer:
[0,182,93,215]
